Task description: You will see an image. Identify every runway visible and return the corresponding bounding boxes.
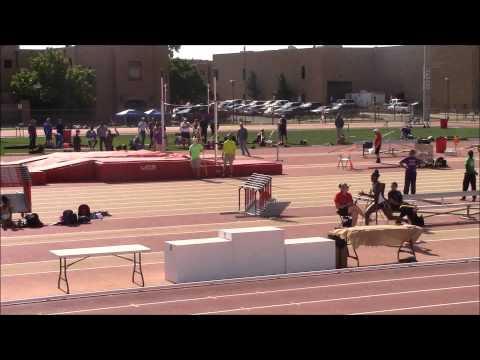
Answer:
[2,259,478,315]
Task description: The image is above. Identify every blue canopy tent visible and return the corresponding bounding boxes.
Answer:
[115,109,145,125]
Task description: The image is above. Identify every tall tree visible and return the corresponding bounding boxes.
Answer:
[168,45,181,58]
[169,58,207,104]
[276,73,294,100]
[10,48,96,109]
[246,71,261,100]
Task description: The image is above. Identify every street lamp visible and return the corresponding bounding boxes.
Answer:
[444,76,450,120]
[230,80,236,123]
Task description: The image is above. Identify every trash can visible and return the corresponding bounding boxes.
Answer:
[440,118,448,129]
[63,129,72,144]
[436,137,447,153]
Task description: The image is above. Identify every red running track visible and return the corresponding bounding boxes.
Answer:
[2,259,479,315]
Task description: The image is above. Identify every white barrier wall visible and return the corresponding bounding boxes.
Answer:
[285,237,335,273]
[164,238,233,283]
[219,226,286,277]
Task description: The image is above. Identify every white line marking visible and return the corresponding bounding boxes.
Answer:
[48,273,479,315]
[349,300,480,315]
[194,285,480,315]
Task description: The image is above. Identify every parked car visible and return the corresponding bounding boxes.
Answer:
[275,102,302,114]
[173,105,208,121]
[387,102,409,113]
[324,102,360,117]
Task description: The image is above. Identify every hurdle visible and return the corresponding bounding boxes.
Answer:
[238,173,273,216]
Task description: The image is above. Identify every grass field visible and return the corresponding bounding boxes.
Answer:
[1,127,478,156]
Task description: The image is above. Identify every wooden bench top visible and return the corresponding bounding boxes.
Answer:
[50,244,151,258]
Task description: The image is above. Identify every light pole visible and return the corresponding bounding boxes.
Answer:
[207,83,210,114]
[444,76,450,120]
[271,93,276,126]
[423,45,431,127]
[230,80,236,123]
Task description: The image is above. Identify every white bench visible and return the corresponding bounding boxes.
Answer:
[403,191,480,219]
[50,244,151,294]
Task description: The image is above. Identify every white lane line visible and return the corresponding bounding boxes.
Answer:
[48,272,479,315]
[349,300,480,315]
[1,261,164,277]
[194,285,480,315]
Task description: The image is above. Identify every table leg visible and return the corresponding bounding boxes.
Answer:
[132,252,145,287]
[57,257,70,294]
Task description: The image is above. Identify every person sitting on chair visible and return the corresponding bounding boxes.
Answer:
[360,170,400,225]
[387,182,417,224]
[255,129,266,147]
[334,183,363,227]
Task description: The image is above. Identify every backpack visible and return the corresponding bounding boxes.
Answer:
[62,210,78,226]
[435,157,447,168]
[412,214,425,227]
[78,215,91,224]
[78,204,91,218]
[25,213,43,228]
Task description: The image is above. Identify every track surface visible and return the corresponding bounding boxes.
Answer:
[2,260,479,315]
[1,141,479,314]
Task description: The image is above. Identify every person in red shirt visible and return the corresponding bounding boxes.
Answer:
[334,183,364,226]
[373,128,382,163]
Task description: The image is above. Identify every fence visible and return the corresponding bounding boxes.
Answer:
[1,108,96,128]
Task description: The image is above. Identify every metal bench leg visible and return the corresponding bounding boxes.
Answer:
[346,242,360,267]
[132,252,145,287]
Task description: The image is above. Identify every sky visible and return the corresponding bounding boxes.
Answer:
[20,45,398,60]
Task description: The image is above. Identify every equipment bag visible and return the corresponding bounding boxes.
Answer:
[25,213,43,228]
[78,204,91,218]
[78,215,91,224]
[412,214,425,227]
[62,210,78,226]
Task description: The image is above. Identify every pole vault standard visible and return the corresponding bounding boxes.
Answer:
[161,75,166,151]
[214,73,218,166]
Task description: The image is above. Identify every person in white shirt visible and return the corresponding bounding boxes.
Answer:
[180,118,192,149]
[138,118,147,146]
[360,169,400,225]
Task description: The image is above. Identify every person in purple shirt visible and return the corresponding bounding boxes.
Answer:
[399,149,423,194]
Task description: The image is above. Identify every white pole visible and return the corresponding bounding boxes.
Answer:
[207,83,210,114]
[214,76,218,165]
[161,76,165,151]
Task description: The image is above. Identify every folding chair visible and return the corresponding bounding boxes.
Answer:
[337,154,353,170]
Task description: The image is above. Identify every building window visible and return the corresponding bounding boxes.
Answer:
[242,68,246,80]
[4,59,13,69]
[301,66,306,80]
[128,61,143,81]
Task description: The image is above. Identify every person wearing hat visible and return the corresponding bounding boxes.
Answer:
[373,128,382,163]
[278,116,288,146]
[461,150,478,201]
[360,169,399,225]
[334,183,364,226]
[222,134,237,177]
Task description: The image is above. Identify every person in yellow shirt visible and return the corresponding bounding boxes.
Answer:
[222,134,236,177]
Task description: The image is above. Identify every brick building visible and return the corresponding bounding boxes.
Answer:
[1,45,170,124]
[212,45,480,112]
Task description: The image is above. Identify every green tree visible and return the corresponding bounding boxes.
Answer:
[169,58,207,104]
[10,48,96,109]
[168,45,181,58]
[276,73,294,100]
[247,71,261,100]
